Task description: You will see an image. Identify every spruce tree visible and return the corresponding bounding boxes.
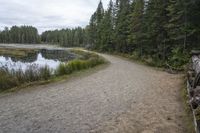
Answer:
[114,0,131,53]
[128,0,145,56]
[100,0,115,51]
[144,0,169,60]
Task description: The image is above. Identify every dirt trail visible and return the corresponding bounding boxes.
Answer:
[0,53,190,133]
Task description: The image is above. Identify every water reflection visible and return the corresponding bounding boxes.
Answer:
[0,53,61,71]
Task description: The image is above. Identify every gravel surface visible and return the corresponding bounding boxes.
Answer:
[0,53,190,133]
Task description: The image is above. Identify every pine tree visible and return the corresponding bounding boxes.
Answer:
[114,0,131,53]
[96,0,104,49]
[88,13,97,48]
[100,0,115,51]
[128,0,145,55]
[166,0,190,50]
[144,0,169,60]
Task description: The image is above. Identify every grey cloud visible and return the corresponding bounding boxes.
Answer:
[0,0,109,33]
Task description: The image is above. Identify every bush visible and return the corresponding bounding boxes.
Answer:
[167,47,189,70]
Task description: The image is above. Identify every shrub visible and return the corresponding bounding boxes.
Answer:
[167,47,189,70]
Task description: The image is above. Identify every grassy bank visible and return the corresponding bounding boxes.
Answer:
[0,48,38,58]
[0,50,106,92]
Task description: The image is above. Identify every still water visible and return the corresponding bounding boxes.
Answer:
[0,53,60,71]
[0,49,77,71]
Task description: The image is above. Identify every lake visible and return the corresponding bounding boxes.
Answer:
[0,49,78,72]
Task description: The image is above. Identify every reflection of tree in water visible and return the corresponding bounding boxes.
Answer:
[8,49,78,63]
[41,49,77,62]
[10,52,38,63]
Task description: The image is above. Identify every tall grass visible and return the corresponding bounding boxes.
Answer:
[0,65,52,91]
[56,53,105,76]
[0,51,105,91]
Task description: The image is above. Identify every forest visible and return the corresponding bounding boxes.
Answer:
[0,0,200,69]
[0,26,40,44]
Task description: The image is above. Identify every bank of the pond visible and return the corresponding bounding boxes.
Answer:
[0,47,39,58]
[0,50,106,92]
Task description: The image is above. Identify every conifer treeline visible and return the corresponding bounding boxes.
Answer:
[0,26,40,44]
[41,27,86,47]
[86,0,200,67]
[89,0,200,52]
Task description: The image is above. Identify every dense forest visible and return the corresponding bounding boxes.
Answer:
[0,26,40,44]
[86,0,200,68]
[41,27,86,47]
[0,0,200,68]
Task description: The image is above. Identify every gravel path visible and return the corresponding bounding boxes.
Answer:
[0,54,190,133]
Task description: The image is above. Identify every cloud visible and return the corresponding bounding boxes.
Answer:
[0,0,109,33]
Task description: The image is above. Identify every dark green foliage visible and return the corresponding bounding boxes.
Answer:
[128,0,145,55]
[114,0,131,53]
[0,26,40,44]
[86,0,200,69]
[100,0,115,52]
[41,27,85,47]
[168,47,189,69]
[86,1,105,50]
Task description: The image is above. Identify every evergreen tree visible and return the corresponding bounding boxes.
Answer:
[99,0,115,51]
[114,0,131,53]
[128,0,145,55]
[166,0,190,50]
[144,0,169,60]
[96,0,105,49]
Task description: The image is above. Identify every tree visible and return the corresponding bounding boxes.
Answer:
[99,0,115,51]
[114,0,131,53]
[128,0,145,55]
[96,0,105,49]
[144,0,170,60]
[166,0,190,50]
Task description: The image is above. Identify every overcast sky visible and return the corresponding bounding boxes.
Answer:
[0,0,109,33]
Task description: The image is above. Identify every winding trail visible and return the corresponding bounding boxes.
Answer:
[0,53,190,133]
